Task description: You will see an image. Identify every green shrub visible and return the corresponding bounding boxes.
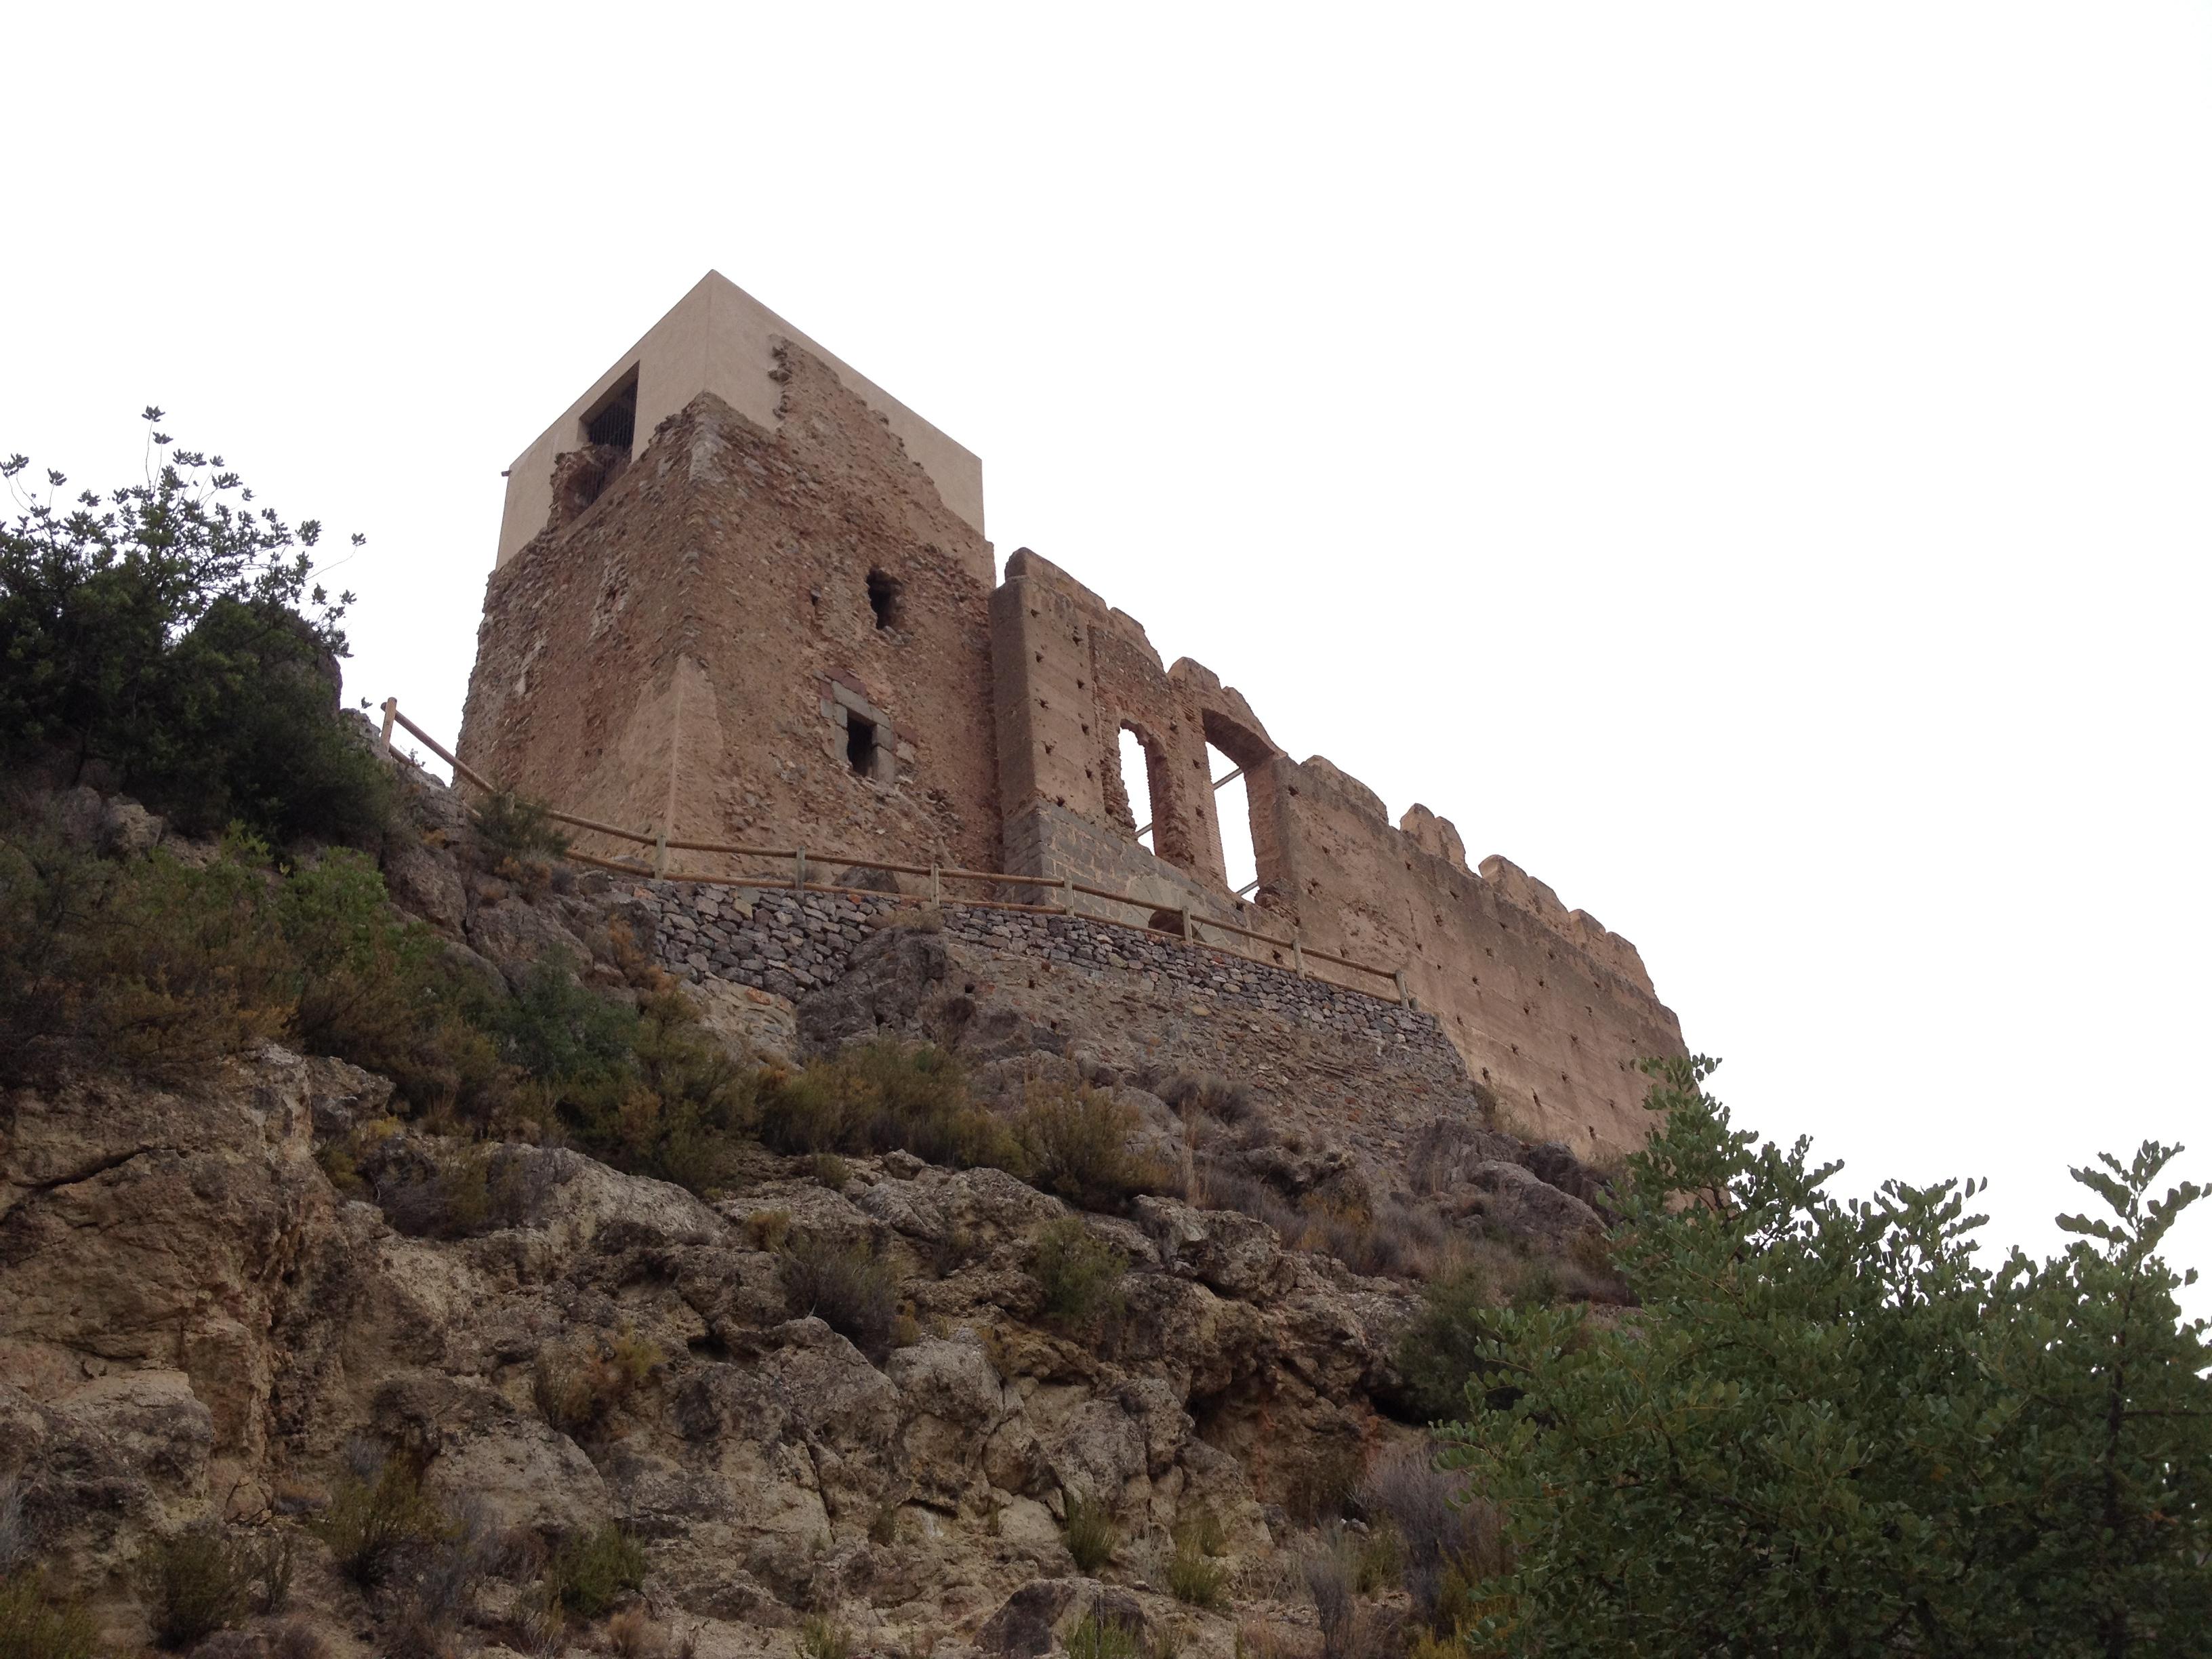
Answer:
[798,1613,854,1659]
[309,1450,449,1587]
[497,966,754,1195]
[1065,1612,1142,1659]
[0,1570,98,1659]
[1062,1492,1119,1574]
[781,1237,899,1359]
[544,1524,647,1618]
[1167,1535,1228,1610]
[1282,1443,1365,1526]
[1015,1078,1153,1211]
[757,1041,1013,1170]
[470,790,570,868]
[0,827,294,1086]
[1390,1266,1503,1425]
[1031,1219,1127,1331]
[279,849,502,1116]
[0,424,388,845]
[144,1527,249,1648]
[532,1330,660,1437]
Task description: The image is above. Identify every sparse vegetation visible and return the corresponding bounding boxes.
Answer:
[1356,1442,1505,1636]
[1281,1443,1364,1527]
[144,1527,251,1648]
[544,1523,647,1619]
[757,1041,1013,1170]
[1062,1492,1120,1574]
[1390,1265,1504,1425]
[798,1613,854,1659]
[780,1236,899,1359]
[1030,1218,1128,1331]
[533,1328,661,1437]
[471,790,571,871]
[1065,1612,1143,1659]
[1015,1076,1157,1211]
[1166,1529,1229,1610]
[0,1570,98,1659]
[308,1443,451,1587]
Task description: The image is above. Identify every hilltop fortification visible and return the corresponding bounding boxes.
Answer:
[459,273,1682,1156]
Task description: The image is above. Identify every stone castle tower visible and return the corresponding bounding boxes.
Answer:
[459,273,1683,1155]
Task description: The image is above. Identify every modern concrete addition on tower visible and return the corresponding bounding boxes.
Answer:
[459,274,1684,1156]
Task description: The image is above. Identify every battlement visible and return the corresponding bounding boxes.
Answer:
[459,275,1683,1156]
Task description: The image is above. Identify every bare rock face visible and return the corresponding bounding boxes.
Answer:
[0,1048,358,1469]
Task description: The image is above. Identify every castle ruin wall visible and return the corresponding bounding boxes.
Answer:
[461,274,1687,1163]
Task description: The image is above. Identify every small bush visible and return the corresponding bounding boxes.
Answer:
[0,1570,99,1659]
[1016,1078,1153,1211]
[1065,1612,1143,1659]
[806,1151,851,1190]
[309,1446,450,1587]
[798,1614,853,1659]
[472,791,571,868]
[499,966,756,1195]
[758,1042,1012,1170]
[1391,1266,1504,1425]
[1031,1219,1128,1332]
[742,1209,792,1252]
[1356,1441,1507,1634]
[1155,1073,1252,1124]
[1167,1536,1228,1610]
[545,1523,647,1620]
[144,1526,250,1648]
[1298,1530,1359,1659]
[606,1606,666,1658]
[533,1330,659,1437]
[781,1237,898,1359]
[1282,1443,1364,1527]
[1063,1492,1119,1574]
[1352,1526,1402,1595]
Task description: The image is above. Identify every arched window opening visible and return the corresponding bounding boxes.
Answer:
[1118,725,1158,850]
[1208,740,1257,899]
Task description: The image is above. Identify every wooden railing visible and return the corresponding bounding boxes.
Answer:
[380,699,1414,1006]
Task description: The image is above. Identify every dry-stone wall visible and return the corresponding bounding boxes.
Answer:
[628,882,1461,1065]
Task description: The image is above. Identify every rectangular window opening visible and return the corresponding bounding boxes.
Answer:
[846,713,879,777]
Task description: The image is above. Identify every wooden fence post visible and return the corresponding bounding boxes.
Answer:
[1393,968,1409,1007]
[379,697,397,756]
[794,848,807,894]
[1180,908,1194,943]
[1061,875,1074,915]
[1293,933,1305,978]
[653,826,668,878]
[929,861,941,906]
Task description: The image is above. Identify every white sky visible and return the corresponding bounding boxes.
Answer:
[7,3,2208,1305]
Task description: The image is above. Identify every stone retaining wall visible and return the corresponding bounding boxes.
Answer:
[628,882,1460,1067]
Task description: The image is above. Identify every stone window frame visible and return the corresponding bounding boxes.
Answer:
[819,672,910,785]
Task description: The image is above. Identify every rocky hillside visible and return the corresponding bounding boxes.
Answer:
[0,757,1629,1659]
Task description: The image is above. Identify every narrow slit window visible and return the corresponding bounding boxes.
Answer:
[846,712,879,776]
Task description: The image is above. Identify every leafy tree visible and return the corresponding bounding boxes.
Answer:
[0,412,388,839]
[1439,1057,2211,1658]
